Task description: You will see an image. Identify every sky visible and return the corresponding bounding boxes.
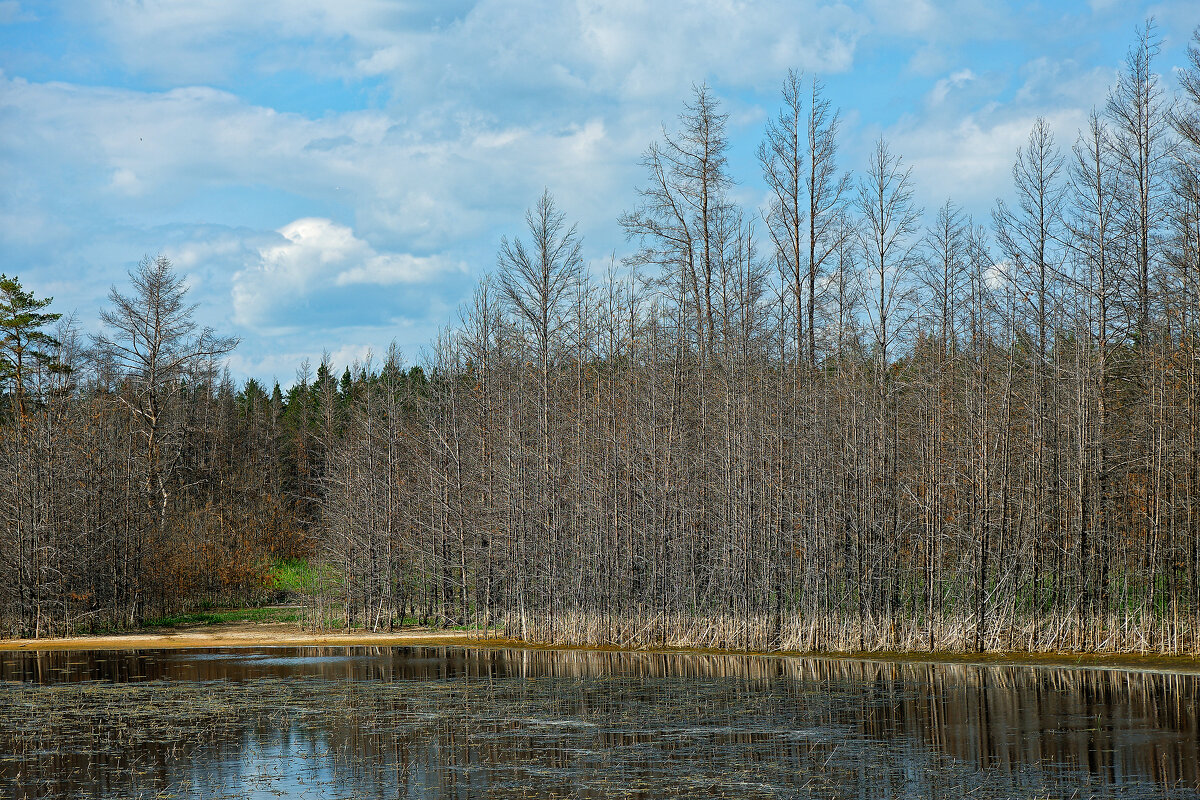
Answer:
[2,1,1198,385]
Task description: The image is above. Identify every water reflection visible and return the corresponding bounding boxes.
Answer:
[1,646,1196,798]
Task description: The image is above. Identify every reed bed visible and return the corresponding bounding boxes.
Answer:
[496,609,1200,656]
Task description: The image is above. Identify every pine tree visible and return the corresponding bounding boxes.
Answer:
[0,274,62,417]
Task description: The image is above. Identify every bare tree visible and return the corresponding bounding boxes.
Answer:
[94,255,238,523]
[1067,111,1126,630]
[805,81,853,366]
[498,190,585,632]
[994,117,1067,366]
[858,137,921,372]
[759,70,807,364]
[498,190,585,381]
[856,136,921,624]
[1107,18,1171,341]
[759,74,851,368]
[622,84,733,363]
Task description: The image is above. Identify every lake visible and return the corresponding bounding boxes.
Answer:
[1,646,1197,798]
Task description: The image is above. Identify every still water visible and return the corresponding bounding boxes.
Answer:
[0,646,1197,798]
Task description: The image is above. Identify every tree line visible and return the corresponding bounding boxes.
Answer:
[0,259,311,635]
[4,23,1200,653]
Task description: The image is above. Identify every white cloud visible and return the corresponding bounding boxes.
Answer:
[226,341,388,384]
[73,0,870,100]
[231,218,459,328]
[867,0,938,36]
[865,0,1019,44]
[929,69,976,106]
[0,73,644,251]
[1014,58,1115,107]
[879,53,1115,218]
[889,108,1088,215]
[109,167,142,194]
[335,254,449,287]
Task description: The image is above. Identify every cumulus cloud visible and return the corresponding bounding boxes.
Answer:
[231,218,460,329]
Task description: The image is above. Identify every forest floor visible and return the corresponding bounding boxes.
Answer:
[2,613,1199,674]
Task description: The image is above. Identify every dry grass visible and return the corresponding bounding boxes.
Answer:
[500,608,1200,662]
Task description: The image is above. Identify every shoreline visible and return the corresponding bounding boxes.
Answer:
[0,623,489,652]
[3,621,1200,675]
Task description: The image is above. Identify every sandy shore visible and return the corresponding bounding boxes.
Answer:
[0,622,499,652]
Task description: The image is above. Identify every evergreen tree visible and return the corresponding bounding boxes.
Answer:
[0,274,62,417]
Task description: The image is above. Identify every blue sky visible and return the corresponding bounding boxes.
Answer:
[2,0,1197,383]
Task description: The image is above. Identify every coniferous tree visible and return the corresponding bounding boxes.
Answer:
[0,274,62,417]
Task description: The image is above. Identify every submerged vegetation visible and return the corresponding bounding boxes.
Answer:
[5,24,1200,655]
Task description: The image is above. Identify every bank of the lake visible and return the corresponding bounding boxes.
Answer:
[5,618,1200,676]
[0,621,501,652]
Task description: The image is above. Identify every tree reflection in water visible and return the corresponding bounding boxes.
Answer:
[1,646,1196,798]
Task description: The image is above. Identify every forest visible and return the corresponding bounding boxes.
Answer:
[3,24,1200,654]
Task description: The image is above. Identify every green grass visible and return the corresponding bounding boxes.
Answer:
[141,607,301,629]
[268,558,343,594]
